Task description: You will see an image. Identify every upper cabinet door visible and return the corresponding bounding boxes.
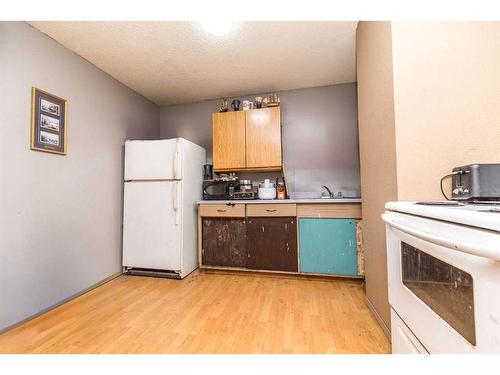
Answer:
[245,107,282,169]
[212,111,246,171]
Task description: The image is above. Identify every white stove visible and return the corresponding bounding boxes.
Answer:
[382,201,500,354]
[387,201,500,232]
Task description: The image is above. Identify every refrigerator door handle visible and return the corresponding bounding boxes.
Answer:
[173,139,181,180]
[173,148,177,180]
[173,181,180,226]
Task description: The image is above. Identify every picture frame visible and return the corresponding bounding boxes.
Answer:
[31,87,67,155]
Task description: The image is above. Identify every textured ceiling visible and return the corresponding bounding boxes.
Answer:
[29,21,358,105]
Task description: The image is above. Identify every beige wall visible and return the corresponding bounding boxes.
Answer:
[356,21,500,334]
[356,21,397,332]
[392,22,500,200]
[0,22,159,331]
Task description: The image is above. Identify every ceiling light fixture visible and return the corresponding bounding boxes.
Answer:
[199,20,233,37]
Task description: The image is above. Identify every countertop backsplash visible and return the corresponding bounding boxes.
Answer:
[284,167,361,199]
[160,83,361,197]
[231,169,360,199]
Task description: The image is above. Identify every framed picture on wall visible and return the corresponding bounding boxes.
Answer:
[31,87,67,155]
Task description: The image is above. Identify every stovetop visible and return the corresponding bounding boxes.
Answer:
[416,201,500,213]
[385,201,500,232]
[416,200,500,206]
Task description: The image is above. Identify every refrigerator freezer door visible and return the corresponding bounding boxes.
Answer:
[123,181,181,271]
[124,139,181,181]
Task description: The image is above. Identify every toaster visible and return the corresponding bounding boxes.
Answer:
[452,164,500,201]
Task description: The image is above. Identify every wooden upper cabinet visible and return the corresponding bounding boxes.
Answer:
[212,107,282,172]
[245,107,282,169]
[212,111,246,171]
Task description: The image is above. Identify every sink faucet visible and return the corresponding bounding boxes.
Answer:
[321,185,334,199]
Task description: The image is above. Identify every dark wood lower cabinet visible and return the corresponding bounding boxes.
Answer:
[202,218,246,268]
[201,216,298,272]
[246,217,298,272]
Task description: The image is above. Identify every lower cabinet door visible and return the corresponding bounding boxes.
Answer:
[202,218,246,268]
[299,218,357,276]
[246,217,298,272]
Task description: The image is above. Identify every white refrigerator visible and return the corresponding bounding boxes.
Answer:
[122,138,206,279]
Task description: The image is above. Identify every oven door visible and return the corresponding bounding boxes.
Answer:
[383,210,500,354]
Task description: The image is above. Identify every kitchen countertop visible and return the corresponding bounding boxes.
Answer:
[197,198,362,204]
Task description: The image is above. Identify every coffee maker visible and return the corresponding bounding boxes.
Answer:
[203,164,213,181]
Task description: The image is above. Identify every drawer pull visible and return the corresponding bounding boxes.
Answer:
[266,209,277,212]
[216,209,227,213]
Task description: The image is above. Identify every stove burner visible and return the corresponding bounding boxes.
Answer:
[464,200,500,206]
[477,208,500,213]
[416,200,500,207]
[416,201,464,206]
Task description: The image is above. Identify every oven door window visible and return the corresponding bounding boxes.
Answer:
[401,242,476,346]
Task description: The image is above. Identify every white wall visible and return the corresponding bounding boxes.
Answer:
[0,22,159,331]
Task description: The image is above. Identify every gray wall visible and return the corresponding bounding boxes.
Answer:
[0,22,159,331]
[160,84,360,197]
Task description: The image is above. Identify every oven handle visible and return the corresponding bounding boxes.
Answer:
[381,213,500,260]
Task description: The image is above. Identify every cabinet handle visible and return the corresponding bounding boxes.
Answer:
[266,209,277,212]
[216,209,226,213]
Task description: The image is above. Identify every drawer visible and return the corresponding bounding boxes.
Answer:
[297,204,362,219]
[199,204,245,218]
[246,204,296,217]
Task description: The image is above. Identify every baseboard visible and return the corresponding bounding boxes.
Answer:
[365,296,391,340]
[0,271,122,335]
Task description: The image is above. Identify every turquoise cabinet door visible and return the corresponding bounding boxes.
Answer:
[299,218,357,276]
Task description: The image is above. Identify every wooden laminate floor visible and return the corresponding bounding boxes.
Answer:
[0,271,390,354]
